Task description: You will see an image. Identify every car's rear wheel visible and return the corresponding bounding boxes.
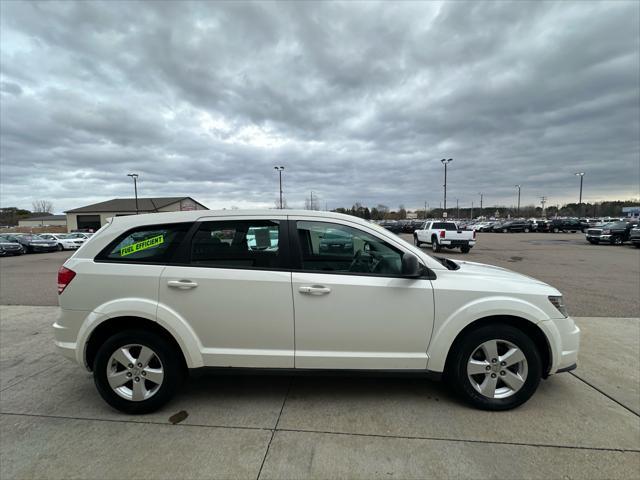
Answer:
[431,238,440,252]
[447,324,542,410]
[502,228,508,233]
[524,228,530,233]
[93,329,183,414]
[460,246,471,254]
[553,227,559,233]
[611,236,623,245]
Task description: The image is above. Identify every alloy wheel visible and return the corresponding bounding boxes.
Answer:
[106,344,164,401]
[466,339,528,399]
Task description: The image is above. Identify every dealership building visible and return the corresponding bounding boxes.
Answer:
[65,197,208,231]
[18,214,68,228]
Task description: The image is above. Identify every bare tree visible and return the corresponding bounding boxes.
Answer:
[274,197,288,209]
[32,200,53,214]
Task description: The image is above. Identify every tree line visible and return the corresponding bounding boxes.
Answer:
[331,200,639,220]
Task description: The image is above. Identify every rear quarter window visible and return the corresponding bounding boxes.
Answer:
[97,223,192,263]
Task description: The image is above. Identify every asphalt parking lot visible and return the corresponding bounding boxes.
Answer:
[2,232,638,317]
[1,232,639,479]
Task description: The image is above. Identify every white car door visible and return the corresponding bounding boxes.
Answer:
[290,218,435,370]
[158,216,294,368]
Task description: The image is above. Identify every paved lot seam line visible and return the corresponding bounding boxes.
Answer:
[570,372,640,418]
[0,411,272,433]
[256,378,292,480]
[1,410,638,454]
[273,427,640,454]
[0,361,65,393]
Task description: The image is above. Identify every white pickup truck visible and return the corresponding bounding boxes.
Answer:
[414,221,476,253]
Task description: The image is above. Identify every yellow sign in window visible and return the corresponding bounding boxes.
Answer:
[120,234,164,257]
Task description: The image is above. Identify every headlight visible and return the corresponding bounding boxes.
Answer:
[548,295,568,317]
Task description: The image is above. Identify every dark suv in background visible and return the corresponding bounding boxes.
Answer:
[547,219,588,233]
[497,220,536,233]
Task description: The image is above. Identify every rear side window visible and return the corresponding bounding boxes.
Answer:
[190,220,280,269]
[99,223,191,263]
[432,222,457,230]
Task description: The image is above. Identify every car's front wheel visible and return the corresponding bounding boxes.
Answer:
[460,246,471,254]
[57,244,64,251]
[413,235,420,247]
[93,329,184,414]
[447,324,542,410]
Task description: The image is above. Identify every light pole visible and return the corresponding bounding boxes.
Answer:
[575,172,585,215]
[515,185,521,216]
[127,173,139,214]
[274,166,285,209]
[441,158,453,212]
[479,192,484,211]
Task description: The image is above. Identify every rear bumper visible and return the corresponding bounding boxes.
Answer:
[440,240,476,246]
[53,308,89,367]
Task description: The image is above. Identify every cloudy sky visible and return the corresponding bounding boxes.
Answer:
[1,1,639,213]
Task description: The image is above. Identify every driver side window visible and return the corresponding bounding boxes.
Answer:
[296,221,403,276]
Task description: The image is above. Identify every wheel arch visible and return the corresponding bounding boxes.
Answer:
[441,315,552,378]
[85,316,189,373]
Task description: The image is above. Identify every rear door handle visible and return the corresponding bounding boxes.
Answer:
[167,280,198,289]
[299,285,331,295]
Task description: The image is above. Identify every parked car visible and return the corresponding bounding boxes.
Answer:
[489,222,507,232]
[414,221,477,253]
[496,221,534,233]
[547,219,588,233]
[629,226,640,248]
[585,221,637,245]
[379,221,403,234]
[54,210,579,414]
[68,232,94,240]
[3,234,58,253]
[39,233,85,251]
[0,235,24,256]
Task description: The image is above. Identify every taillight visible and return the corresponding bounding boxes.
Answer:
[439,230,445,238]
[58,266,76,294]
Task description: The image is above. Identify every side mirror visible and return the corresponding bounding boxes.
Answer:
[401,252,421,278]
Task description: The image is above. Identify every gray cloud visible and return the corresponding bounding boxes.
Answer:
[1,0,638,213]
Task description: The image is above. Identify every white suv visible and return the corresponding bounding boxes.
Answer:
[54,210,580,413]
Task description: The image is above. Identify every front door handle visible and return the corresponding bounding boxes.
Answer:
[299,285,331,295]
[167,280,198,289]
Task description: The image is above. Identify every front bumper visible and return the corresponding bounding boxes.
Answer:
[31,245,58,252]
[538,316,581,375]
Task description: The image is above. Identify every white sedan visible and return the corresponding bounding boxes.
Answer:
[39,233,85,251]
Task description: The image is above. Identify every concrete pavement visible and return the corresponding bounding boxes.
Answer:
[1,305,639,479]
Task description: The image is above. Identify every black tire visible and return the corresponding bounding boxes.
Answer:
[524,228,530,233]
[431,237,441,252]
[57,243,64,251]
[634,243,640,249]
[460,246,471,254]
[553,227,559,233]
[446,324,542,411]
[21,245,28,254]
[502,228,508,233]
[93,329,184,414]
[611,236,623,245]
[413,235,421,247]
